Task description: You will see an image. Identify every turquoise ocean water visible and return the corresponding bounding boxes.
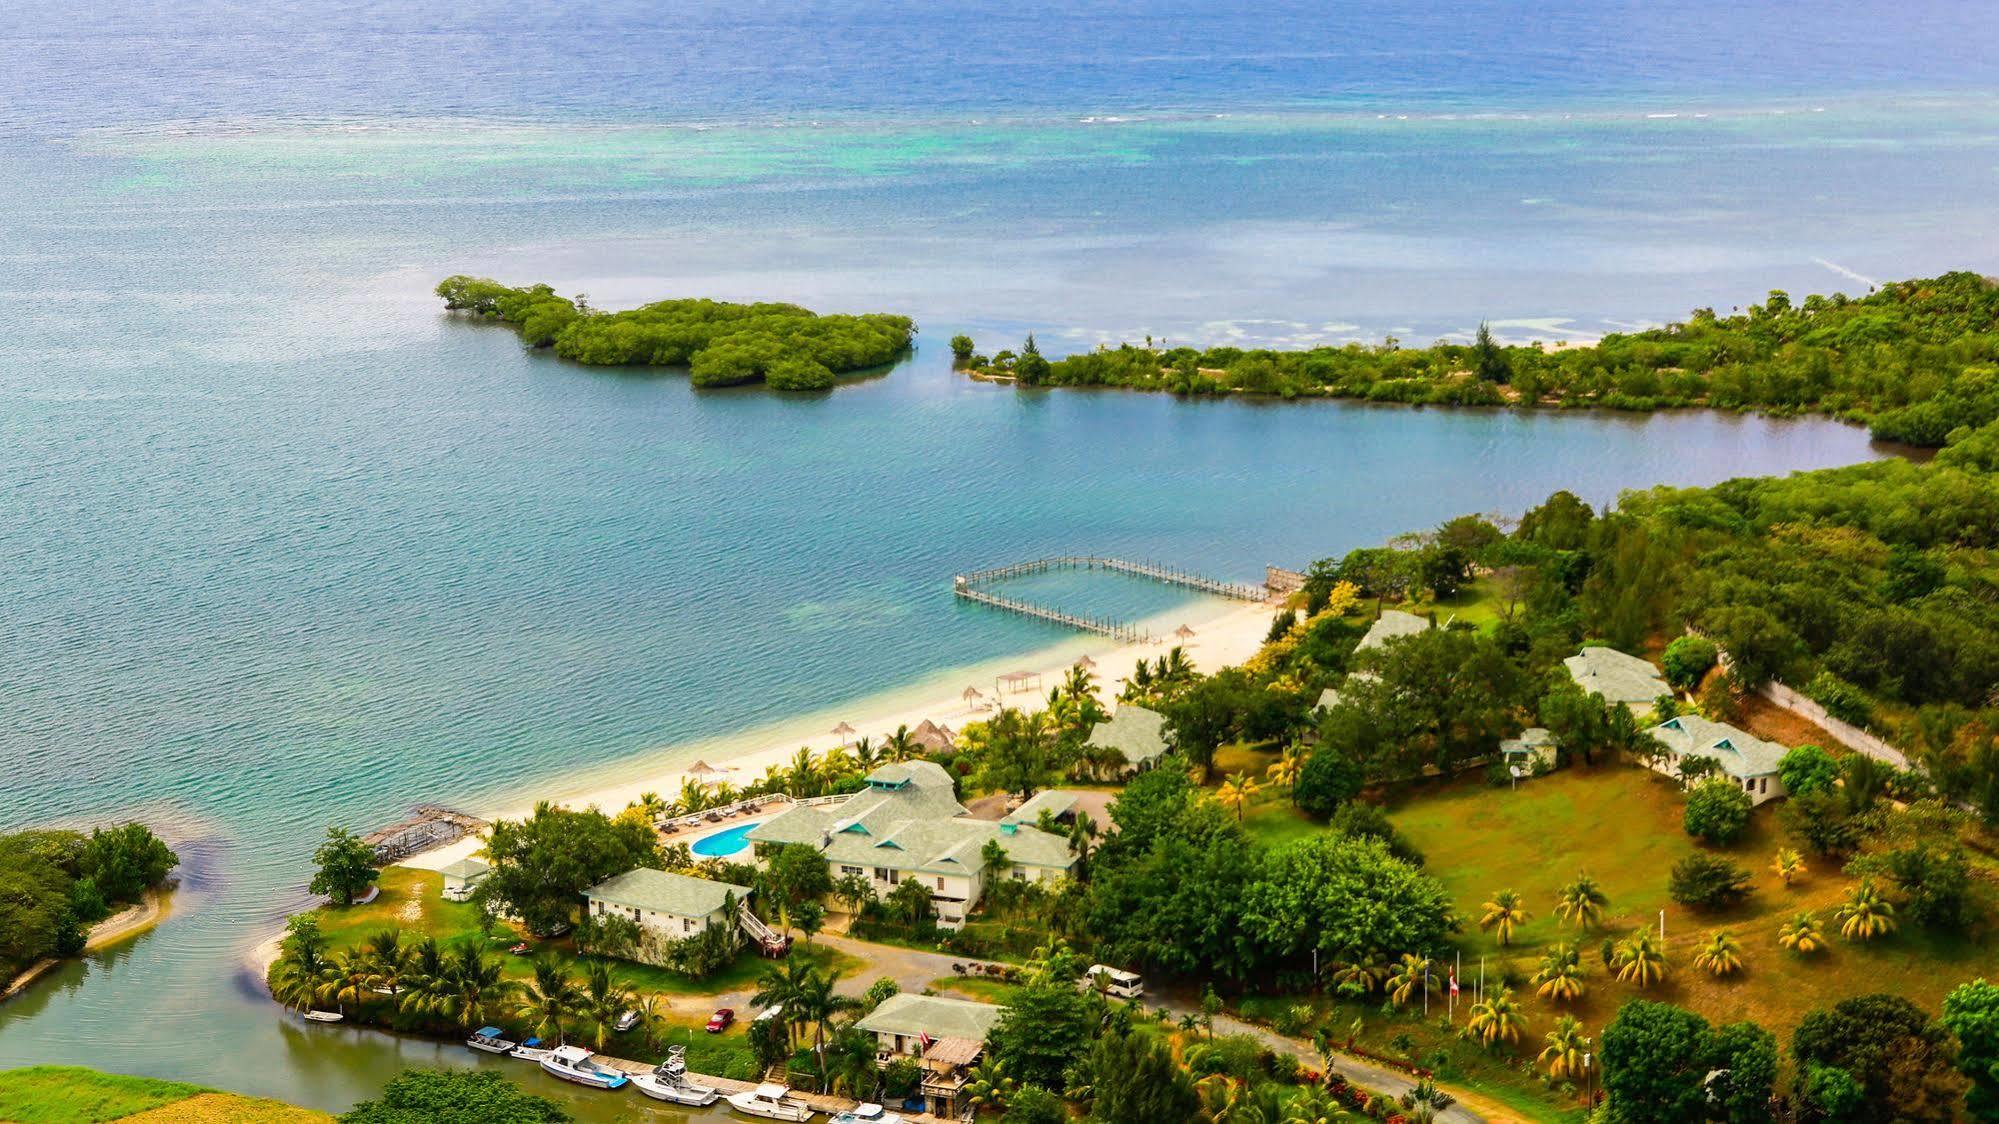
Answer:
[2,0,1995,1112]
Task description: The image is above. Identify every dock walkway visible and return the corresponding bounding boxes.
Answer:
[953,555,1269,640]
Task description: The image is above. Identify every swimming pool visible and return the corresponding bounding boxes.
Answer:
[690,820,764,858]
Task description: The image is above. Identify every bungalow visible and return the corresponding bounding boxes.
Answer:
[1564,646,1671,712]
[439,857,489,903]
[852,993,1003,1118]
[1643,715,1789,806]
[1500,727,1558,774]
[583,868,752,964]
[748,761,1075,928]
[1084,703,1170,775]
[1358,609,1429,651]
[1002,789,1080,828]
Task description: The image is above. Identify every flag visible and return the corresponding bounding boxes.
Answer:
[1448,973,1459,997]
[919,1032,934,1049]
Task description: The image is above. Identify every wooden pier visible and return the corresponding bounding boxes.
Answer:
[953,556,1271,640]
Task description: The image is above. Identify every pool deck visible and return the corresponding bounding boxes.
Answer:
[656,794,793,853]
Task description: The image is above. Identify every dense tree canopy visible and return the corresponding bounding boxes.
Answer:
[437,277,913,391]
[338,1068,571,1123]
[477,802,658,935]
[0,824,176,975]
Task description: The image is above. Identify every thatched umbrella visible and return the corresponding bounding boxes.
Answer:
[687,760,724,778]
[1075,654,1098,669]
[962,686,985,713]
[1173,623,1197,640]
[831,721,857,746]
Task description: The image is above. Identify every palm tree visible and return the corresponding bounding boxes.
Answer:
[1329,959,1384,996]
[1613,932,1668,987]
[318,949,375,1016]
[1693,930,1744,978]
[636,791,669,821]
[820,744,857,783]
[1465,985,1525,1046]
[850,736,881,772]
[1479,890,1531,946]
[360,930,413,998]
[1196,1074,1246,1122]
[1385,954,1433,1007]
[1779,911,1825,955]
[1532,942,1586,1004]
[1162,646,1194,683]
[516,956,579,1046]
[1554,873,1608,930]
[440,944,513,1031]
[1538,1015,1589,1080]
[1837,879,1897,941]
[398,936,449,1017]
[833,871,875,916]
[269,940,329,1012]
[753,955,822,1049]
[962,1059,1014,1113]
[1772,848,1807,886]
[1280,1086,1345,1124]
[1067,812,1101,879]
[1061,664,1097,702]
[789,746,823,797]
[676,776,711,815]
[1266,743,1307,804]
[882,725,919,763]
[577,961,637,1050]
[1216,775,1261,821]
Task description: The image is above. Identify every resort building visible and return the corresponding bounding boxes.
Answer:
[852,993,1004,1118]
[1358,609,1429,651]
[1002,789,1080,827]
[1643,714,1789,805]
[1500,727,1558,774]
[1564,646,1671,712]
[583,868,753,953]
[438,857,490,903]
[747,761,1075,927]
[1083,703,1170,776]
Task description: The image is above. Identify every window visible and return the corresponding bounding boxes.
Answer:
[936,877,946,891]
[630,907,640,921]
[875,867,898,883]
[841,865,863,877]
[1012,870,1027,882]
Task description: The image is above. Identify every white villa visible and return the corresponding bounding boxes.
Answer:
[852,993,1003,1118]
[1084,704,1170,776]
[1565,646,1671,711]
[1358,609,1429,651]
[1500,727,1558,773]
[747,761,1075,928]
[1644,714,1789,806]
[583,868,753,957]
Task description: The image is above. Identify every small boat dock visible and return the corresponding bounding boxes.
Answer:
[953,555,1276,641]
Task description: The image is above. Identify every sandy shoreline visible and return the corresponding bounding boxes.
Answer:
[404,596,1278,870]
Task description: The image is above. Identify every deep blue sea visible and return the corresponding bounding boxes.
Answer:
[2,1,1993,1112]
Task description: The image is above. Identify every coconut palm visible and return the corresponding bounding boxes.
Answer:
[1693,930,1744,978]
[516,956,579,1045]
[1266,744,1308,804]
[1280,1085,1345,1124]
[963,1059,1014,1113]
[850,736,881,772]
[1613,932,1668,987]
[1329,958,1384,995]
[1532,942,1586,1004]
[269,940,329,1012]
[635,791,669,820]
[577,961,637,1050]
[1772,848,1807,886]
[439,944,513,1031]
[1061,664,1097,702]
[318,949,375,1016]
[397,936,449,1017]
[1386,954,1434,1007]
[360,930,414,998]
[752,956,818,1048]
[1554,873,1609,930]
[675,775,711,814]
[820,744,857,782]
[1538,1015,1589,1080]
[1068,812,1101,878]
[1836,879,1897,941]
[1215,775,1262,821]
[1465,985,1525,1046]
[1479,890,1532,946]
[882,725,919,763]
[1779,911,1825,955]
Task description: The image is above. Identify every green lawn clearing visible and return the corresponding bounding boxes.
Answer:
[0,1067,326,1124]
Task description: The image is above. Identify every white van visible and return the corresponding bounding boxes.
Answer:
[1084,965,1144,999]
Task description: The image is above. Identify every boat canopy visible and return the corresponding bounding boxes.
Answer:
[755,1083,791,1098]
[475,1027,505,1037]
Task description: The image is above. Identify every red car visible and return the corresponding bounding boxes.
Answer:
[705,1008,736,1033]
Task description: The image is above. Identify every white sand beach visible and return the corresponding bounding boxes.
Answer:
[406,596,1279,871]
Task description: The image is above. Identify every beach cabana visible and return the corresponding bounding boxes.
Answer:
[439,857,490,902]
[1173,623,1196,640]
[996,670,1041,696]
[831,721,857,746]
[911,719,956,753]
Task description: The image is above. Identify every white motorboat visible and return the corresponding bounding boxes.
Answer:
[539,1045,630,1090]
[832,1105,901,1124]
[726,1082,815,1120]
[510,1037,556,1062]
[631,1046,719,1106]
[301,1009,343,1023]
[467,1026,516,1054]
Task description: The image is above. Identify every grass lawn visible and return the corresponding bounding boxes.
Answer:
[0,1068,326,1124]
[1388,763,1999,1045]
[309,866,857,1000]
[1240,801,1324,849]
[930,975,1023,1005]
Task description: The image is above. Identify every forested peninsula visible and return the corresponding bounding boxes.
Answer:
[437,277,915,391]
[955,271,1999,446]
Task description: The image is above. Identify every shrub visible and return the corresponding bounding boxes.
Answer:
[1661,636,1719,691]
[1777,744,1840,796]
[1805,671,1873,727]
[1683,777,1753,844]
[1669,853,1754,910]
[1295,747,1366,819]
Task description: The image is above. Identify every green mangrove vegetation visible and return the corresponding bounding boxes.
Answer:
[0,823,177,979]
[436,276,915,391]
[961,271,1999,445]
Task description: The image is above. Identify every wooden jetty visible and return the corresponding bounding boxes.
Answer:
[362,805,488,863]
[953,555,1273,641]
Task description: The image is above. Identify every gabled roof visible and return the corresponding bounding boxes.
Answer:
[1564,646,1670,707]
[1358,610,1430,651]
[1003,790,1079,825]
[1086,704,1169,767]
[1315,687,1343,711]
[853,993,1004,1043]
[1645,715,1787,779]
[438,857,490,880]
[1501,727,1555,751]
[584,869,750,918]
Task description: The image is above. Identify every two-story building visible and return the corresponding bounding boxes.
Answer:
[851,993,1003,1118]
[746,761,1074,927]
[582,868,753,964]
